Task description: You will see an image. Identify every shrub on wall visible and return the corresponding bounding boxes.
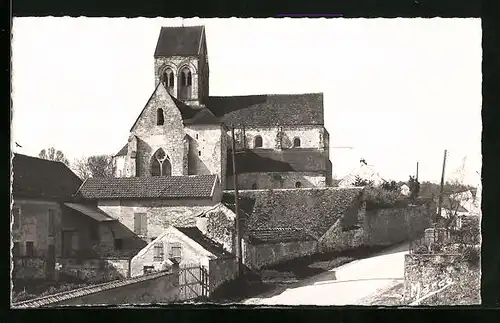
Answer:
[364,187,404,210]
[462,246,480,267]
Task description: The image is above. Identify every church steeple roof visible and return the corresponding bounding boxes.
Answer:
[154,26,205,57]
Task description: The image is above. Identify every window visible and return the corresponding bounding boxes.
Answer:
[12,207,20,230]
[251,183,258,190]
[134,213,148,236]
[12,242,20,257]
[25,241,35,257]
[180,67,192,87]
[295,181,302,188]
[114,239,123,250]
[198,151,201,156]
[154,242,164,262]
[48,209,55,237]
[162,68,174,90]
[168,242,182,260]
[151,148,172,177]
[89,223,100,241]
[293,137,301,148]
[195,134,199,139]
[143,266,155,275]
[254,135,263,148]
[157,108,165,126]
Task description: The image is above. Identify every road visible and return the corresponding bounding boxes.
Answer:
[243,242,409,306]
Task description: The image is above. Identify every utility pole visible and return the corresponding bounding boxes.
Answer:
[416,161,419,181]
[231,126,242,275]
[437,150,447,220]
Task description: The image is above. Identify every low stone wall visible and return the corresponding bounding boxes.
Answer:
[56,257,130,283]
[363,203,434,247]
[403,253,481,305]
[13,270,179,307]
[208,257,238,292]
[13,257,47,279]
[243,240,317,270]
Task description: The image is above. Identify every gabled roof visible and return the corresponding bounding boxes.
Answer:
[114,144,128,157]
[248,228,317,245]
[206,93,324,127]
[12,154,83,200]
[226,148,328,175]
[154,26,205,57]
[75,175,218,200]
[175,226,232,258]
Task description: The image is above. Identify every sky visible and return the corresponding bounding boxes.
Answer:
[11,17,482,185]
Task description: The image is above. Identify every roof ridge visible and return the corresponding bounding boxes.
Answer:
[208,92,323,98]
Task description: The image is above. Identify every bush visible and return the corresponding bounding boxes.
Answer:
[364,187,403,209]
[462,246,480,267]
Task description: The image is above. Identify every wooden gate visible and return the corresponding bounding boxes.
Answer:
[178,265,209,301]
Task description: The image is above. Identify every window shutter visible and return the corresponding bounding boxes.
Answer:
[134,213,141,234]
[141,214,148,235]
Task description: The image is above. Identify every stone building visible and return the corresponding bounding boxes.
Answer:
[112,25,332,190]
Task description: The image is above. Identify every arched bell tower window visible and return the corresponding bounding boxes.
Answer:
[293,137,301,148]
[178,67,192,100]
[162,68,174,93]
[151,148,172,177]
[157,108,164,126]
[254,135,263,148]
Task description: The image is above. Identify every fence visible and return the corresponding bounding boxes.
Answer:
[178,264,209,301]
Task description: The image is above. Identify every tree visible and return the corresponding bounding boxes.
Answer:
[381,180,399,192]
[353,175,374,187]
[73,155,113,180]
[38,147,69,166]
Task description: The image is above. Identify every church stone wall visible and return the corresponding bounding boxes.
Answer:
[226,172,327,190]
[231,125,327,150]
[184,125,224,180]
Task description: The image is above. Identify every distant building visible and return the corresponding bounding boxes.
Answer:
[338,160,385,188]
[400,184,410,196]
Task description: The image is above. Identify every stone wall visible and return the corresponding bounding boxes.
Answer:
[12,199,62,258]
[13,257,47,279]
[230,125,327,150]
[56,257,130,283]
[98,199,217,242]
[51,271,179,306]
[203,204,237,254]
[226,172,327,190]
[363,202,435,246]
[243,240,317,270]
[184,125,224,180]
[403,253,481,305]
[208,257,238,292]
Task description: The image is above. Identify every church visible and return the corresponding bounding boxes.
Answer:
[112,25,332,190]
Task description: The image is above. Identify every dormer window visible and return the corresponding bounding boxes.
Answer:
[178,67,192,100]
[157,108,165,126]
[293,137,301,148]
[254,135,263,148]
[162,68,174,92]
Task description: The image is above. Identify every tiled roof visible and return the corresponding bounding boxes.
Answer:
[75,175,217,200]
[222,187,364,238]
[248,228,317,245]
[12,271,173,308]
[175,226,232,258]
[114,144,128,157]
[154,26,204,57]
[64,203,116,222]
[226,148,328,175]
[206,93,324,126]
[12,154,83,200]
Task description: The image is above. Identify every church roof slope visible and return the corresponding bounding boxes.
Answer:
[75,175,217,200]
[154,26,204,57]
[114,144,128,157]
[226,148,328,175]
[175,226,232,258]
[207,93,324,126]
[12,153,83,200]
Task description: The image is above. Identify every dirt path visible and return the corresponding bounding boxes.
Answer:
[243,243,409,306]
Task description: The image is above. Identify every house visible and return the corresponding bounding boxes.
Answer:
[111,25,332,190]
[440,188,481,229]
[10,154,80,279]
[400,184,410,196]
[338,160,386,188]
